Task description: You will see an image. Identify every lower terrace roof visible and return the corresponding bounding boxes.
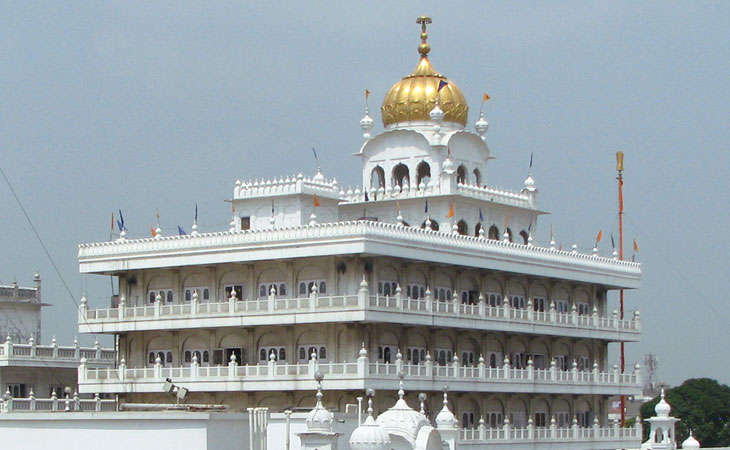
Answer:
[78,220,641,289]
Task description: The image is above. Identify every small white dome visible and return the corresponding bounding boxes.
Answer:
[524,174,536,191]
[655,390,671,417]
[434,392,458,429]
[360,113,374,130]
[429,103,444,122]
[306,373,333,432]
[475,112,488,136]
[313,169,325,182]
[682,432,700,449]
[350,415,391,450]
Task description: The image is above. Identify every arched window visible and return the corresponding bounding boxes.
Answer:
[384,347,392,363]
[371,166,385,190]
[299,347,306,361]
[416,161,431,187]
[279,348,286,361]
[475,223,483,237]
[421,219,439,231]
[260,349,267,361]
[279,284,287,296]
[319,281,327,294]
[473,168,482,187]
[457,220,468,235]
[166,291,173,304]
[457,165,467,184]
[299,282,307,295]
[392,163,410,188]
[259,285,267,297]
[319,347,326,359]
[520,230,529,245]
[148,352,155,364]
[488,225,499,240]
[506,228,513,242]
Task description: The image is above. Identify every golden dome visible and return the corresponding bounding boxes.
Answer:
[381,17,469,127]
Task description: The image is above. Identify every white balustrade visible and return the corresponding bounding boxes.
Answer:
[79,290,639,338]
[79,347,640,395]
[1,394,116,413]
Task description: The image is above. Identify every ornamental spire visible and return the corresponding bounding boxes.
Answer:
[416,16,432,57]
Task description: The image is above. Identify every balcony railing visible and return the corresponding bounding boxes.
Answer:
[78,346,640,395]
[459,421,641,448]
[78,285,640,339]
[1,392,117,413]
[0,337,115,366]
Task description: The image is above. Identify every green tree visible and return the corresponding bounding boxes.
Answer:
[640,378,730,447]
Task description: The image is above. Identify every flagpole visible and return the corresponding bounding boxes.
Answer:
[616,152,626,428]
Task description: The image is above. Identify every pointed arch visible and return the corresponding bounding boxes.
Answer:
[520,230,529,245]
[473,168,482,187]
[456,165,467,184]
[474,223,483,237]
[488,225,499,240]
[371,166,385,190]
[457,219,468,235]
[416,161,431,187]
[392,163,410,188]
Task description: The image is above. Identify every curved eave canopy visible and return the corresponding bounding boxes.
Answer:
[79,221,640,290]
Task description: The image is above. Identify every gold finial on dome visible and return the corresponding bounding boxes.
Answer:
[416,16,432,57]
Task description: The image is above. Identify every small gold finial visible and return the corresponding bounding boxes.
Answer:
[416,16,432,57]
[616,151,624,172]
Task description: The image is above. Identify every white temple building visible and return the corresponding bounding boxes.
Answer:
[0,16,654,450]
[0,274,115,412]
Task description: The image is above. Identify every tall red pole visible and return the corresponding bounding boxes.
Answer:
[617,151,626,427]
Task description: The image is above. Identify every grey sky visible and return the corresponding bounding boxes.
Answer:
[1,2,728,386]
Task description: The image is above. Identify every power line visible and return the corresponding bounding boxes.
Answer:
[624,212,730,329]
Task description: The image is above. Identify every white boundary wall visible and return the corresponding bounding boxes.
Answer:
[0,411,247,450]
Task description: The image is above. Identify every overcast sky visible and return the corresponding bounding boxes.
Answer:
[1,2,728,386]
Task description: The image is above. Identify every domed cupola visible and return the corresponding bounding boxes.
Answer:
[375,375,431,442]
[306,371,334,432]
[380,16,469,129]
[654,389,671,417]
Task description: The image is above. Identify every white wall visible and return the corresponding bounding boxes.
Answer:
[0,412,247,450]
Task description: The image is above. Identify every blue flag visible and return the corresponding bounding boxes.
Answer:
[177,225,186,236]
[479,208,484,222]
[438,80,448,91]
[424,200,429,213]
[194,204,198,222]
[117,209,126,231]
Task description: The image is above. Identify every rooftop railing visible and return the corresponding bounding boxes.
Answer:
[0,336,115,365]
[1,391,116,413]
[459,420,641,447]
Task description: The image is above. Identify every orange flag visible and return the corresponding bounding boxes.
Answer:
[365,89,370,99]
[150,226,157,237]
[633,239,639,252]
[313,194,321,207]
[482,93,490,102]
[596,230,603,244]
[445,203,455,218]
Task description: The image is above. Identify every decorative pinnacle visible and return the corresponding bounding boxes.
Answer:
[398,371,405,399]
[314,371,324,405]
[416,16,432,57]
